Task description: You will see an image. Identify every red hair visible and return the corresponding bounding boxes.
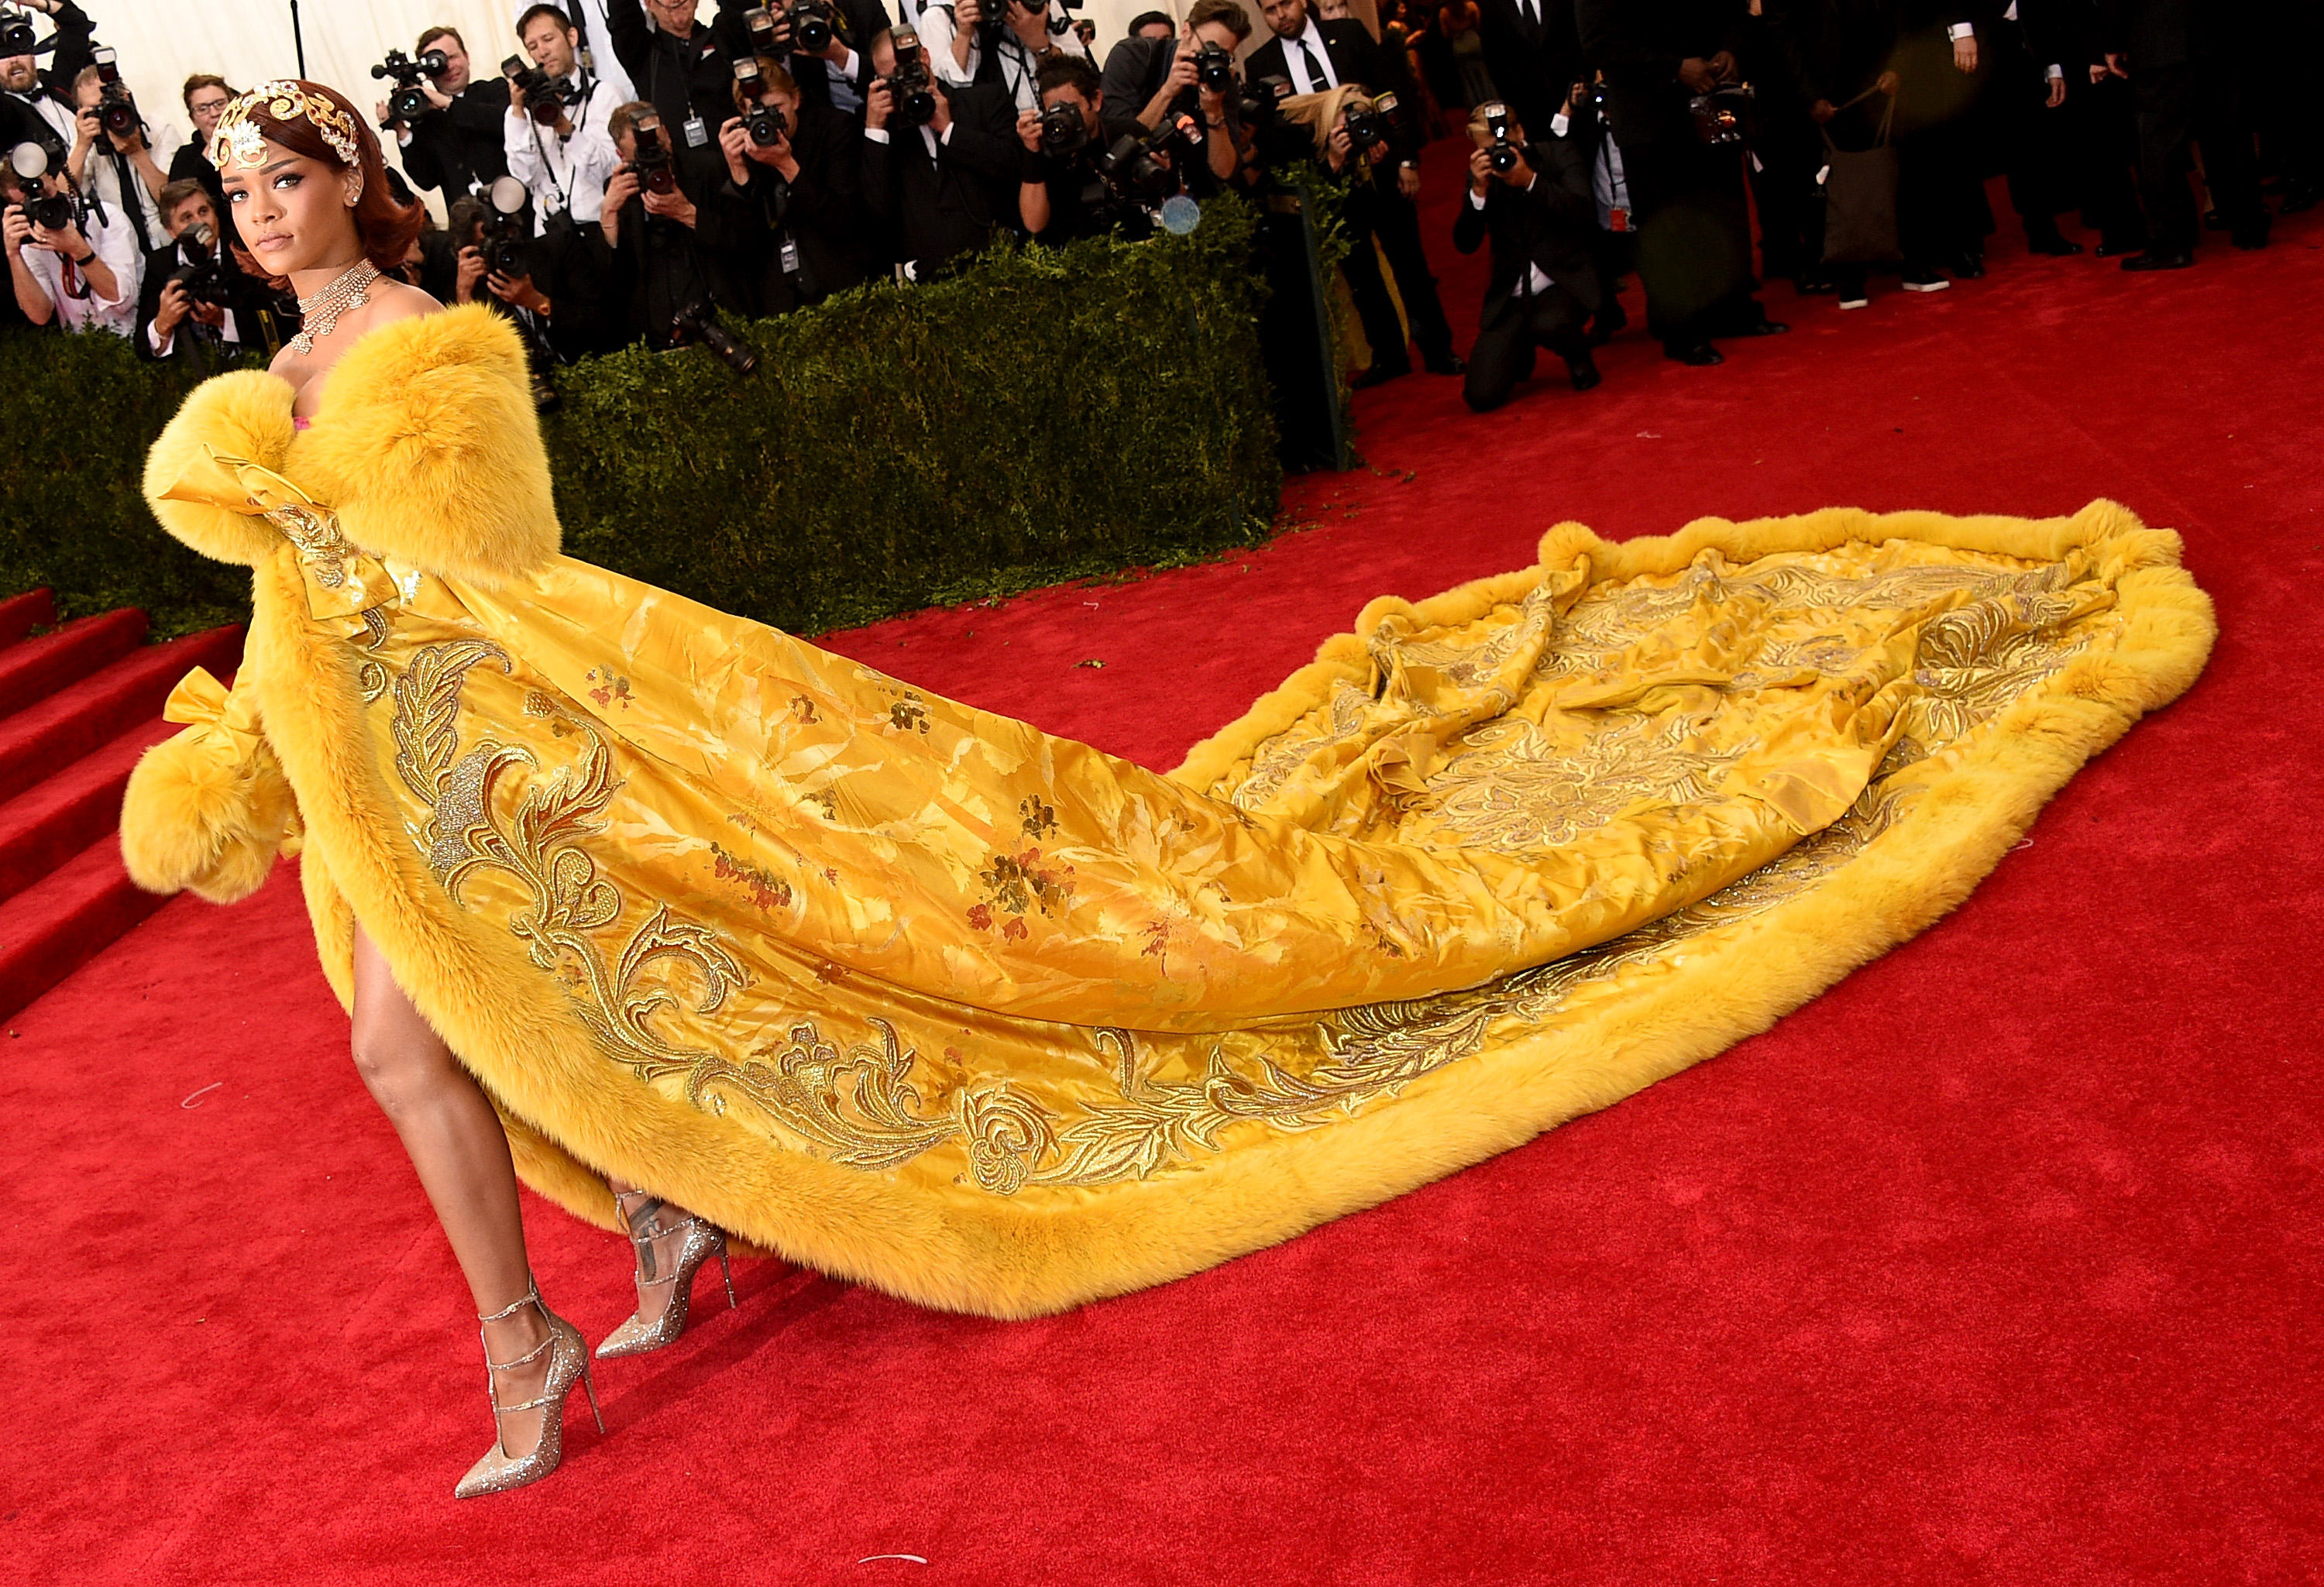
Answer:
[222,80,426,289]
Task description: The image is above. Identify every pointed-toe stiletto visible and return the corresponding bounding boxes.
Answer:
[454,1279,604,1499]
[595,1190,738,1359]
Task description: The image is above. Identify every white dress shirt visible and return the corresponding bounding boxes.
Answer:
[79,118,183,256]
[1278,19,1340,95]
[506,78,620,230]
[920,7,1091,112]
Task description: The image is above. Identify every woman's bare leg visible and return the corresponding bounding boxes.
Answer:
[350,927,553,1455]
[602,1175,713,1328]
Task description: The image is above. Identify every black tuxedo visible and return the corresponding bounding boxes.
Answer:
[1452,139,1599,410]
[600,145,759,346]
[730,101,877,311]
[1472,0,1584,136]
[2095,0,2264,248]
[608,0,734,151]
[1246,16,1397,97]
[401,79,513,198]
[711,0,891,112]
[860,84,1020,275]
[132,239,292,371]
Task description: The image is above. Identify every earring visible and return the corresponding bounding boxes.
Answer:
[344,173,365,207]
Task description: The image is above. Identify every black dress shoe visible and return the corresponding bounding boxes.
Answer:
[2027,230,2084,256]
[1424,354,1468,376]
[1351,362,1410,389]
[1736,317,1789,336]
[1587,298,1628,345]
[1954,251,1986,279]
[2094,237,2147,258]
[2121,249,2194,272]
[1566,353,1602,392]
[1665,342,1724,366]
[2231,221,2271,251]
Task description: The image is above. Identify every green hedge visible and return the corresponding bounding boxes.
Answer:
[0,200,1281,640]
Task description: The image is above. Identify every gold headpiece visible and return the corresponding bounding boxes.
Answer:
[208,81,362,171]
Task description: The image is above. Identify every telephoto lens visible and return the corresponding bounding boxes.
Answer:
[672,302,759,375]
[793,0,837,54]
[888,33,937,128]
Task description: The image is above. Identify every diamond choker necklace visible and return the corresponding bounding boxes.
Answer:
[291,260,383,356]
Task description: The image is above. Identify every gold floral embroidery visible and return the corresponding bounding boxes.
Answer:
[1421,713,1751,850]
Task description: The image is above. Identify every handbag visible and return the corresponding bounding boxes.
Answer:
[1820,92,1899,264]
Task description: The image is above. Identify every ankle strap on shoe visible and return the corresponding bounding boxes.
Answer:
[477,1274,543,1326]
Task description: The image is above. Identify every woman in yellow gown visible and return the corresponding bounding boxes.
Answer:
[126,83,2213,1497]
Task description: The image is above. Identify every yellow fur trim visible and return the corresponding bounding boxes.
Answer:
[120,726,300,904]
[287,304,559,588]
[140,370,297,567]
[241,502,2212,1318]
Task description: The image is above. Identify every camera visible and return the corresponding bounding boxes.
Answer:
[90,46,138,140]
[504,53,576,125]
[481,175,533,279]
[1095,122,1178,204]
[0,9,40,57]
[630,115,676,194]
[168,223,235,309]
[1037,98,1086,157]
[372,47,452,123]
[671,301,758,375]
[8,141,74,232]
[1688,82,1752,147]
[793,0,839,55]
[1480,100,1517,173]
[886,30,936,129]
[1194,40,1235,94]
[743,5,782,51]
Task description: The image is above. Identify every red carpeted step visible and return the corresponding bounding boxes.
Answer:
[0,587,55,650]
[0,713,179,905]
[0,834,168,1022]
[0,624,241,806]
[0,607,146,720]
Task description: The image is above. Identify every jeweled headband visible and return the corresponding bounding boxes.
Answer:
[208,80,362,170]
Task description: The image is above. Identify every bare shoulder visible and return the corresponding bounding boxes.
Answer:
[369,280,440,323]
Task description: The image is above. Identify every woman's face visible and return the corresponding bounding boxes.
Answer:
[219,135,359,276]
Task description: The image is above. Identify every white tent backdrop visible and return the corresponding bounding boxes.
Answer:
[84,0,1265,222]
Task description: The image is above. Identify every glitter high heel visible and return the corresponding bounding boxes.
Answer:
[453,1278,604,1499]
[594,1189,737,1359]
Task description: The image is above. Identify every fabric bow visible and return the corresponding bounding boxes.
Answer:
[158,445,402,620]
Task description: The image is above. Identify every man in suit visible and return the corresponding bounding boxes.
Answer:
[166,75,233,215]
[713,0,892,115]
[1574,0,1783,364]
[1471,0,1584,137]
[861,29,1022,277]
[2097,0,2267,266]
[385,26,514,200]
[1453,101,1603,411]
[1092,0,1256,190]
[0,0,92,164]
[599,98,760,343]
[134,179,293,371]
[1253,0,1463,377]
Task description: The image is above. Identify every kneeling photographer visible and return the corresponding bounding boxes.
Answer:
[719,54,873,312]
[1452,101,1604,413]
[601,99,756,347]
[136,177,294,369]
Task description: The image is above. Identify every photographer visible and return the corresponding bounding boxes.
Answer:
[67,60,178,258]
[1452,101,1601,411]
[507,4,620,230]
[717,0,890,115]
[600,98,756,344]
[607,0,736,167]
[383,26,514,198]
[719,55,873,311]
[1093,0,1253,188]
[861,27,1020,277]
[3,143,132,333]
[920,0,1090,115]
[1013,54,1109,241]
[0,0,91,160]
[135,178,292,369]
[165,76,235,212]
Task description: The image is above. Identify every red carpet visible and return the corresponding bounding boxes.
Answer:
[4,145,2318,1583]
